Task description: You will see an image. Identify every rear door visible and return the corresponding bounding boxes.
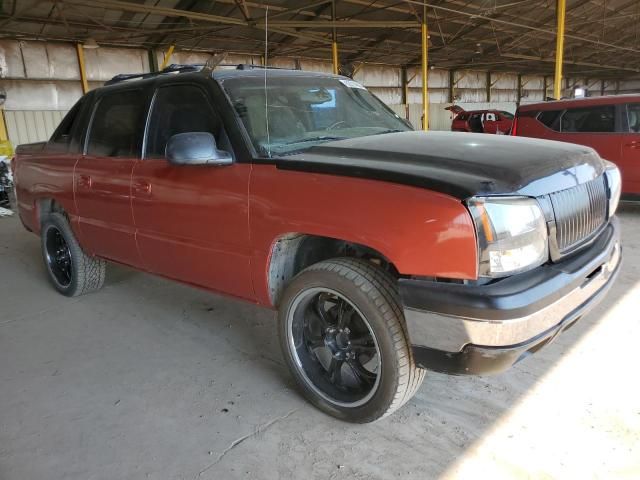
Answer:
[131,82,253,300]
[557,104,622,163]
[620,102,640,195]
[74,88,146,266]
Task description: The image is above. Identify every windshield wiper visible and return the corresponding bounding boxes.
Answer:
[371,128,405,135]
[283,135,346,145]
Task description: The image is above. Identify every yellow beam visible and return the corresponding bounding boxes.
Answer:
[553,0,566,100]
[76,43,89,94]
[0,108,8,142]
[0,108,12,158]
[331,1,338,74]
[160,45,175,70]
[421,5,428,131]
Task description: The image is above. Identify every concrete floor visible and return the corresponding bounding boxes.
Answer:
[1,206,639,480]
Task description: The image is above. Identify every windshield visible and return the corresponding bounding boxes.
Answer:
[220,75,412,157]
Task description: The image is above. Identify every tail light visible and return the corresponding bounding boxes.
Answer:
[511,115,519,136]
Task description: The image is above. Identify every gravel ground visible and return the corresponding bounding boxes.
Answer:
[1,204,638,480]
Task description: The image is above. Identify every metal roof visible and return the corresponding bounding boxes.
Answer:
[1,0,639,79]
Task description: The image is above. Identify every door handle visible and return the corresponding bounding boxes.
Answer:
[77,174,92,188]
[132,180,152,195]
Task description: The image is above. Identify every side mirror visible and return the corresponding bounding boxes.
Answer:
[165,132,232,166]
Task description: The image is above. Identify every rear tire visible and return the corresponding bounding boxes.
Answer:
[278,258,425,423]
[41,212,106,297]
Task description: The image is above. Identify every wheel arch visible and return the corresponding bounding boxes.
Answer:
[267,232,399,307]
[36,197,68,225]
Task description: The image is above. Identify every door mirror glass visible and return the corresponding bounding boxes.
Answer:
[166,132,232,166]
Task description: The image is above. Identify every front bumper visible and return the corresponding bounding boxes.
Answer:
[400,217,621,375]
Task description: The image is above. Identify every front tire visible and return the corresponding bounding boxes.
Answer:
[278,258,425,423]
[41,212,106,297]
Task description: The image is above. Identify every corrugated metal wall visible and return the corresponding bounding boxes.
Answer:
[3,110,68,145]
[2,39,639,145]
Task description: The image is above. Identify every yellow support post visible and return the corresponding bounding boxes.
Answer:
[553,0,566,100]
[421,5,429,131]
[0,109,8,142]
[331,1,339,75]
[0,108,12,158]
[76,43,89,94]
[160,45,175,70]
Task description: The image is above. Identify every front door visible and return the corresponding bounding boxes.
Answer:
[74,88,145,266]
[131,82,253,300]
[483,112,498,134]
[620,103,640,195]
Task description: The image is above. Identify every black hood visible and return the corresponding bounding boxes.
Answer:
[276,131,605,199]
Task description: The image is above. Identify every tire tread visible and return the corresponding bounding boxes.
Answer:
[41,212,105,297]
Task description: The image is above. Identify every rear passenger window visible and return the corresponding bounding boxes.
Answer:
[145,84,221,158]
[626,103,640,133]
[537,110,562,131]
[86,90,145,158]
[561,106,615,133]
[50,98,85,150]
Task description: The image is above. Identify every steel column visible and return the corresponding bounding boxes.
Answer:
[486,71,491,103]
[331,1,338,74]
[76,43,89,94]
[160,45,175,70]
[0,109,8,143]
[448,70,455,103]
[553,0,566,99]
[421,4,428,131]
[148,49,158,72]
[401,66,409,120]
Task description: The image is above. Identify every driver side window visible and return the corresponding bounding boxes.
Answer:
[145,84,222,159]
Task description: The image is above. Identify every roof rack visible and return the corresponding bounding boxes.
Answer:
[233,64,292,70]
[103,62,297,86]
[104,63,205,86]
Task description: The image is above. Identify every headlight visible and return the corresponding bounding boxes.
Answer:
[467,197,549,277]
[604,161,621,217]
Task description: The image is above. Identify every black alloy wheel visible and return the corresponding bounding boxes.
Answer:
[44,225,73,287]
[287,287,382,407]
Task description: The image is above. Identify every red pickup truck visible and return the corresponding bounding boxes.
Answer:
[12,64,622,423]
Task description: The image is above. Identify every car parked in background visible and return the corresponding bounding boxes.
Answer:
[512,95,640,199]
[447,106,514,134]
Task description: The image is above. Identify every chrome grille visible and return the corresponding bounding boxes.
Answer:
[550,176,608,253]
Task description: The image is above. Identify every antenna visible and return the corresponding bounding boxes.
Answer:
[264,6,271,157]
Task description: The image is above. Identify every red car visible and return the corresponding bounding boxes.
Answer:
[12,64,622,423]
[512,95,640,199]
[447,106,514,134]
